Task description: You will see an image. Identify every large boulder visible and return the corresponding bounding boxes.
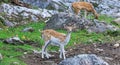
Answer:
[44,13,118,33]
[96,0,120,17]
[21,0,71,12]
[0,3,59,27]
[1,3,57,19]
[3,36,24,45]
[44,13,92,30]
[59,54,109,65]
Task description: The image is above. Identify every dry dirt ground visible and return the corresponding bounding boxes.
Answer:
[22,42,120,65]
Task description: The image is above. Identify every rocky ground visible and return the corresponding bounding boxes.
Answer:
[22,42,120,65]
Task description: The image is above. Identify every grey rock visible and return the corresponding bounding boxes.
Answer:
[113,13,120,18]
[4,20,14,27]
[22,27,34,32]
[0,6,3,13]
[4,36,24,45]
[44,13,118,33]
[44,12,92,30]
[59,54,109,65]
[1,3,58,21]
[0,16,14,27]
[0,3,60,27]
[96,0,120,17]
[87,20,118,33]
[20,0,120,17]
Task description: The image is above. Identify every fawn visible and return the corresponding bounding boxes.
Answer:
[41,24,76,59]
[72,2,99,19]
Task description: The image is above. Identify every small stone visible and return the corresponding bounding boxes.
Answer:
[104,57,113,61]
[95,48,104,52]
[113,43,119,48]
[69,49,72,51]
[22,27,34,32]
[3,36,24,44]
[45,13,118,33]
[24,52,27,55]
[33,50,41,54]
[10,62,20,65]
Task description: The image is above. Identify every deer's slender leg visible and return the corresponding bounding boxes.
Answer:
[59,45,66,59]
[62,46,66,59]
[84,10,87,18]
[42,40,50,58]
[59,50,62,59]
[62,45,66,59]
[59,45,63,59]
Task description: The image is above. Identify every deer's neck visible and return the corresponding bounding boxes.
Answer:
[92,9,98,19]
[64,31,72,45]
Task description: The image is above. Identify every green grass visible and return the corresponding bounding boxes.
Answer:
[98,15,115,23]
[0,15,120,65]
[0,42,31,65]
[0,22,45,65]
[0,22,45,40]
[0,57,26,65]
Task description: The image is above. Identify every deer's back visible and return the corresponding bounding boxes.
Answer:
[72,2,93,11]
[41,29,66,42]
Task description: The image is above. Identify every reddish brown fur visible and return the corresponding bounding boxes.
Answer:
[72,2,98,19]
[41,29,66,42]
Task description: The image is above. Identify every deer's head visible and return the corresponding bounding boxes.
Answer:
[63,23,77,32]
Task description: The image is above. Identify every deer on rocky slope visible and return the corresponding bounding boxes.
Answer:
[41,24,76,59]
[72,2,99,19]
